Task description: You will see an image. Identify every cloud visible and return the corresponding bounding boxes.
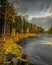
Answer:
[30,16,52,29]
[9,0,52,16]
[9,0,52,29]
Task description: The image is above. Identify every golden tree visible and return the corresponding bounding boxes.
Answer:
[5,2,16,35]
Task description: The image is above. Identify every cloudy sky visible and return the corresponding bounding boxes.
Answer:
[10,0,52,29]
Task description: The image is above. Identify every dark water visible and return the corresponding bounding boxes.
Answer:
[21,34,52,65]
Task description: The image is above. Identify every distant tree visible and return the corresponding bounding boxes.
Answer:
[15,16,23,33]
[38,27,44,33]
[48,25,52,33]
[23,18,29,33]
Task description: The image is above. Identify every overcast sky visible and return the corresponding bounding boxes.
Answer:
[9,0,52,29]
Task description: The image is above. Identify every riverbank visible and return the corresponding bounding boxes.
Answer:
[0,33,36,65]
[11,33,36,42]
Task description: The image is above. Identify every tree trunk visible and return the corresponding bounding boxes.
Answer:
[0,0,7,37]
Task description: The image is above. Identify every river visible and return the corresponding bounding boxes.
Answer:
[20,34,52,65]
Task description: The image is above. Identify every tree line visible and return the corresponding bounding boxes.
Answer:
[0,0,44,37]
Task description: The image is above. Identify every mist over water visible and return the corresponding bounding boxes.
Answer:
[21,34,52,65]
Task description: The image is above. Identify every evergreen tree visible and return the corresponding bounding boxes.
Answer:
[0,0,16,36]
[0,0,7,37]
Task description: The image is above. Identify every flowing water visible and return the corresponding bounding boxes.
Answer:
[21,34,52,65]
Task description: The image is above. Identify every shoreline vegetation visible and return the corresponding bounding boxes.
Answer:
[0,33,36,65]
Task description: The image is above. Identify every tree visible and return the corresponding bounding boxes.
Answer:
[48,25,52,33]
[15,16,23,33]
[5,2,16,35]
[0,0,8,37]
[38,27,44,33]
[23,18,29,33]
[0,0,16,36]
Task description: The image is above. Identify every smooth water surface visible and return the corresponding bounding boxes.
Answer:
[21,34,52,65]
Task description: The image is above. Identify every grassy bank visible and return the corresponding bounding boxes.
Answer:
[11,33,36,42]
[0,33,36,65]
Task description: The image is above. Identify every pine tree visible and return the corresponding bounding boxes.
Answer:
[0,0,16,36]
[0,0,8,37]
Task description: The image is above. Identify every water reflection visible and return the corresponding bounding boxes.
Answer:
[21,34,52,65]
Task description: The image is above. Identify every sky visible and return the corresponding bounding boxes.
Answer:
[9,0,52,29]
